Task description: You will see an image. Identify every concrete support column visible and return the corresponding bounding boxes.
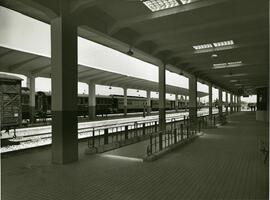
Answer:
[175,94,179,112]
[208,84,212,119]
[159,64,166,150]
[218,88,223,118]
[123,87,127,116]
[185,95,187,111]
[27,76,35,123]
[88,82,96,120]
[51,2,78,164]
[256,87,269,121]
[230,94,233,113]
[233,95,237,112]
[147,90,151,115]
[237,96,241,112]
[189,75,197,130]
[225,92,228,114]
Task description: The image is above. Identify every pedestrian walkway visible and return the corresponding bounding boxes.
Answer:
[1,112,268,200]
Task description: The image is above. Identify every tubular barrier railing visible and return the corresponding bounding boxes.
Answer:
[146,113,227,156]
[86,111,225,152]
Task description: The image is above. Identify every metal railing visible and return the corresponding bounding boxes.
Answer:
[86,119,158,149]
[85,110,225,153]
[146,114,220,156]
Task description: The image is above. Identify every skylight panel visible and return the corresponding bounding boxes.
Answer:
[142,0,179,12]
[180,0,191,4]
[213,40,234,47]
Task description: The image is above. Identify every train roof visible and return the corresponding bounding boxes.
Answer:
[0,73,22,81]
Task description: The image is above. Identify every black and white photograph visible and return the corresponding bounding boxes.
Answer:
[0,0,269,199]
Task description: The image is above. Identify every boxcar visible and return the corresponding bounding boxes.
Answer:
[0,74,22,131]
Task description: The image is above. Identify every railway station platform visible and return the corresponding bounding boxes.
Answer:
[1,111,268,200]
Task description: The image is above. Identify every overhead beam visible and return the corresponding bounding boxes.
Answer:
[1,0,58,19]
[78,68,99,76]
[133,12,267,46]
[96,74,125,84]
[0,50,13,58]
[109,0,229,35]
[102,76,132,85]
[31,64,51,75]
[9,56,40,72]
[71,0,106,16]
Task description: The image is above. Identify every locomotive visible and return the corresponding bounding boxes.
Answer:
[20,87,188,121]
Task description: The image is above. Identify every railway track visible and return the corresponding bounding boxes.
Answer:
[1,109,219,153]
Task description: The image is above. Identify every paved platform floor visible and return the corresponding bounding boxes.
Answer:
[1,112,269,200]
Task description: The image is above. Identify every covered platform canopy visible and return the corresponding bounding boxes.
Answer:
[0,0,268,164]
[1,0,268,95]
[0,46,207,97]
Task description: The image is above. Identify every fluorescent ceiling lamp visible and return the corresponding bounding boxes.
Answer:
[192,43,213,50]
[213,61,242,69]
[213,40,234,47]
[193,40,234,50]
[230,80,238,82]
[142,0,179,12]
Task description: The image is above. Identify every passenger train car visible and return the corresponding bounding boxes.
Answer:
[21,87,188,120]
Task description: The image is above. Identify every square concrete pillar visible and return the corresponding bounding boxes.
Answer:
[236,96,238,111]
[198,96,201,111]
[189,75,197,130]
[225,92,228,114]
[218,88,223,117]
[51,3,78,164]
[208,84,212,119]
[230,94,233,113]
[123,87,127,116]
[159,64,166,150]
[147,90,151,115]
[175,94,179,112]
[185,95,187,111]
[88,82,96,120]
[27,76,35,123]
[233,95,237,112]
[256,87,269,121]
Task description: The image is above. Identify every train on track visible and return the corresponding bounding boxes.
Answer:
[21,87,189,120]
[0,74,22,132]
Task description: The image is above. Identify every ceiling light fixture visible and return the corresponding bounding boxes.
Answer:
[193,40,234,51]
[212,61,242,69]
[213,40,234,47]
[211,54,218,58]
[192,43,213,50]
